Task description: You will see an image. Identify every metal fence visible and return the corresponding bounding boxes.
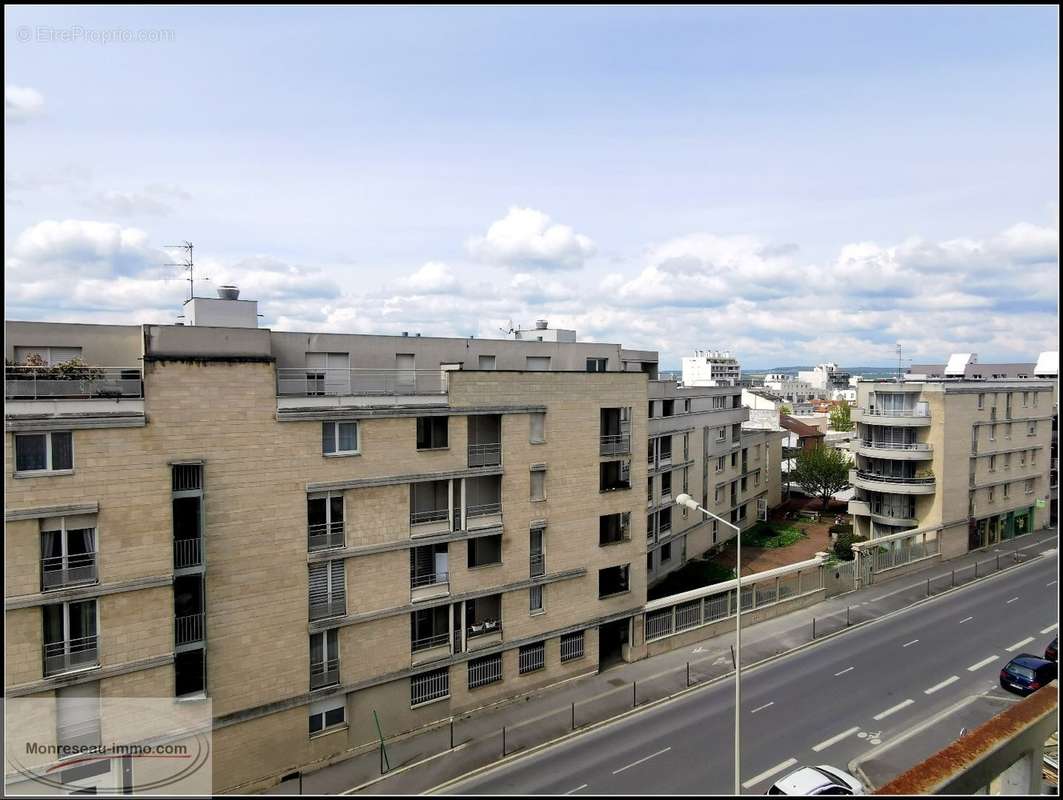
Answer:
[518,642,546,674]
[175,613,205,645]
[43,635,99,677]
[560,631,585,663]
[173,538,203,569]
[41,552,97,590]
[467,443,502,468]
[308,522,344,552]
[277,368,447,397]
[310,657,340,690]
[5,366,143,400]
[467,654,503,689]
[600,434,632,456]
[410,667,449,706]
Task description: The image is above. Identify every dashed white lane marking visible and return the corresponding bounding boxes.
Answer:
[742,758,798,788]
[1041,623,1058,634]
[751,702,774,714]
[1047,581,1057,587]
[1006,637,1035,652]
[924,676,960,695]
[812,726,860,753]
[565,784,588,794]
[874,699,915,721]
[1006,597,1019,604]
[834,666,854,676]
[612,747,671,775]
[968,655,999,671]
[902,639,919,648]
[959,616,974,624]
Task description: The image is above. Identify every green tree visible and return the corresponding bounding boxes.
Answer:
[829,401,853,431]
[792,443,851,509]
[779,403,793,415]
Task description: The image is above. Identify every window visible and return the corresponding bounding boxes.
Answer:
[754,469,761,487]
[731,451,738,468]
[13,346,83,365]
[658,506,671,534]
[647,552,654,571]
[15,431,73,474]
[310,630,339,690]
[468,534,502,568]
[648,401,655,419]
[988,486,995,503]
[599,512,630,545]
[529,413,546,444]
[661,471,671,496]
[586,357,608,372]
[1004,453,1011,469]
[309,697,346,735]
[56,682,101,750]
[529,584,544,613]
[684,399,691,413]
[716,456,725,473]
[712,395,725,409]
[468,653,503,689]
[519,642,545,674]
[989,424,996,442]
[989,455,996,472]
[978,393,985,410]
[715,485,724,504]
[478,355,496,370]
[1033,391,1039,407]
[411,667,450,706]
[411,606,450,652]
[308,561,345,620]
[662,400,674,417]
[712,520,719,544]
[1003,482,1010,499]
[322,421,358,455]
[599,460,631,491]
[526,356,551,371]
[598,564,630,598]
[416,416,449,450]
[1028,420,1037,436]
[1025,479,1035,494]
[661,542,672,562]
[307,492,344,551]
[1005,423,1012,440]
[560,631,585,663]
[40,519,97,591]
[530,468,546,501]
[716,428,726,442]
[1023,392,1029,407]
[175,648,206,697]
[43,599,98,676]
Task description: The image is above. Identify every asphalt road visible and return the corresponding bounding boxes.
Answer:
[440,548,1059,795]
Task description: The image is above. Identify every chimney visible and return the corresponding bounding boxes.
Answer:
[535,319,549,330]
[217,285,240,300]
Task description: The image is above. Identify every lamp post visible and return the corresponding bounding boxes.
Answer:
[676,493,744,794]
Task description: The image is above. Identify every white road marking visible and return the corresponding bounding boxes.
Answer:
[812,726,860,752]
[612,747,671,775]
[834,666,854,676]
[902,639,919,648]
[1006,597,1019,604]
[565,785,588,794]
[967,655,999,671]
[924,676,959,695]
[1006,637,1035,652]
[874,699,915,721]
[742,758,798,788]
[959,616,974,624]
[1047,581,1057,587]
[1041,623,1057,634]
[751,702,774,714]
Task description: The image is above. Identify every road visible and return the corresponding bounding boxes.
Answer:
[440,549,1059,794]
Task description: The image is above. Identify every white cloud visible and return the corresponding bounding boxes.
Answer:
[396,261,458,294]
[86,184,191,217]
[5,85,45,123]
[467,207,596,270]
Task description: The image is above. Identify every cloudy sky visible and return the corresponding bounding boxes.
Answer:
[4,6,1058,368]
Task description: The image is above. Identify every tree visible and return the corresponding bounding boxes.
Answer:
[779,403,793,415]
[829,401,853,431]
[792,443,851,510]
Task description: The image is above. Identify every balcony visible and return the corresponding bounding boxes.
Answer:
[173,538,203,569]
[411,570,450,602]
[852,407,931,427]
[310,656,339,690]
[468,442,502,468]
[5,366,143,400]
[175,612,205,646]
[600,434,631,456]
[43,635,99,677]
[41,552,97,592]
[308,522,344,552]
[277,368,447,397]
[853,440,933,460]
[411,631,452,665]
[466,619,503,651]
[851,469,936,495]
[465,475,503,529]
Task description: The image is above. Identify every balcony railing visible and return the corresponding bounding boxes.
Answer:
[43,635,99,677]
[173,538,203,569]
[860,441,931,451]
[412,631,450,653]
[308,522,344,552]
[600,434,631,456]
[41,552,97,591]
[175,613,205,645]
[310,657,340,690]
[869,505,917,520]
[529,553,545,577]
[6,366,143,400]
[864,408,930,418]
[277,368,447,397]
[855,471,935,485]
[309,598,346,621]
[411,508,449,526]
[467,619,502,639]
[468,443,502,468]
[410,570,449,589]
[466,502,502,519]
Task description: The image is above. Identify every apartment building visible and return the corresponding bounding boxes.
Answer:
[798,362,852,394]
[645,382,783,584]
[762,373,817,405]
[680,349,742,386]
[4,295,661,792]
[847,353,1057,556]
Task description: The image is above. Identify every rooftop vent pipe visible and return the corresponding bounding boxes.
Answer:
[217,285,240,300]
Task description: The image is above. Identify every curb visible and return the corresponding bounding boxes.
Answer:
[404,551,1052,795]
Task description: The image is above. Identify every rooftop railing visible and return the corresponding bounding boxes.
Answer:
[277,368,447,397]
[6,366,143,400]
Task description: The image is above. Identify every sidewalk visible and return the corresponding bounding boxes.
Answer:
[262,527,1057,796]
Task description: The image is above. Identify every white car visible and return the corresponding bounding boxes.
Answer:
[767,765,865,795]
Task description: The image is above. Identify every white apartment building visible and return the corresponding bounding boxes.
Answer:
[762,373,817,405]
[798,362,852,393]
[680,350,742,387]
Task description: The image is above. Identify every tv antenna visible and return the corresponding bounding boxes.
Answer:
[163,241,208,301]
[499,319,518,337]
[895,343,912,382]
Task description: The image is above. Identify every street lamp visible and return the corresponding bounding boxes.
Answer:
[676,493,744,795]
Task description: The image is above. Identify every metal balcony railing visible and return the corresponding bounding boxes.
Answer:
[411,631,450,653]
[864,408,931,418]
[6,366,143,400]
[869,505,917,519]
[466,502,502,519]
[599,434,631,456]
[308,522,344,552]
[173,538,203,569]
[410,570,449,589]
[529,553,545,577]
[277,368,447,397]
[309,598,346,621]
[41,552,97,591]
[467,619,502,639]
[310,657,340,690]
[467,443,502,468]
[43,635,99,677]
[855,471,935,485]
[860,441,931,451]
[410,508,449,526]
[175,613,205,645]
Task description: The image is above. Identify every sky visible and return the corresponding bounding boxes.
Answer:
[4,5,1059,369]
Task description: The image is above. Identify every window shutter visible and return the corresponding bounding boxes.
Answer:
[330,561,345,604]
[309,563,329,606]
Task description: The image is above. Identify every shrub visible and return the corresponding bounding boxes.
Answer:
[833,531,867,561]
[829,523,853,536]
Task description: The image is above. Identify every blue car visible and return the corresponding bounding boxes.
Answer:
[999,654,1057,696]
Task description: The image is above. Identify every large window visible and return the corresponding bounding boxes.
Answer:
[309,697,346,736]
[586,357,607,372]
[468,534,502,568]
[308,561,346,620]
[310,630,340,690]
[529,413,546,444]
[560,631,585,663]
[529,584,544,613]
[416,416,449,450]
[599,512,631,546]
[411,667,450,706]
[598,564,631,598]
[15,431,73,474]
[56,682,101,750]
[40,520,96,591]
[307,492,344,551]
[43,600,98,676]
[468,653,503,689]
[322,421,358,455]
[530,469,546,501]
